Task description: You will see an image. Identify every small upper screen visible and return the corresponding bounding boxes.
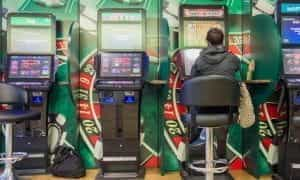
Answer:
[281,16,300,45]
[283,49,300,75]
[182,49,202,76]
[183,7,225,18]
[281,3,300,14]
[8,16,54,54]
[100,53,143,77]
[8,56,52,79]
[183,20,224,47]
[99,11,144,51]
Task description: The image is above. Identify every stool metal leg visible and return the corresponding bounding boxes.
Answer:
[0,123,14,180]
[206,128,214,180]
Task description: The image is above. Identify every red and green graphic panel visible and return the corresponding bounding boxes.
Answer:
[78,0,166,168]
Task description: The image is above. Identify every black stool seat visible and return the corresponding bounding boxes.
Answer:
[194,114,234,127]
[0,83,42,179]
[180,75,240,179]
[0,110,40,124]
[182,75,240,127]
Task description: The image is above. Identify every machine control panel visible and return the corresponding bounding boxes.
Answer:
[96,80,142,90]
[9,81,52,90]
[293,90,300,105]
[31,92,44,105]
[99,91,137,104]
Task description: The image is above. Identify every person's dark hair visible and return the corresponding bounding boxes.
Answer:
[206,28,224,46]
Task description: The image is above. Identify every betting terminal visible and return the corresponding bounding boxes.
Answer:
[277,1,300,179]
[175,5,228,78]
[174,4,229,179]
[95,9,148,179]
[5,13,56,174]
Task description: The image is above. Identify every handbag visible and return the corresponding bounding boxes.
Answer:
[238,82,256,128]
[49,145,86,178]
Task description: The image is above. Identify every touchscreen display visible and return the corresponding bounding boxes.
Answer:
[281,16,300,45]
[283,49,300,75]
[182,49,202,76]
[8,56,52,79]
[100,53,142,77]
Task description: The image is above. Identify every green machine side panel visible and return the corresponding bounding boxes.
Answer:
[97,0,146,9]
[244,14,282,176]
[18,0,78,21]
[78,25,98,168]
[177,0,250,14]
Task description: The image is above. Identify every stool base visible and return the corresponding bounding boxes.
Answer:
[96,167,145,180]
[181,170,233,180]
[0,168,18,180]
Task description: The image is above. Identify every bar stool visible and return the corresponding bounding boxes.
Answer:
[180,75,240,180]
[0,83,40,180]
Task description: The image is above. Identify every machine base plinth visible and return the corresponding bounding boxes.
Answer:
[181,170,233,180]
[96,167,145,180]
[15,169,47,175]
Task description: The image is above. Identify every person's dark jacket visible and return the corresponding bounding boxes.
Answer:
[191,45,240,79]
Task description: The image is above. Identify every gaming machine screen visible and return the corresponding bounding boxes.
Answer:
[281,16,300,45]
[8,16,54,54]
[8,56,52,79]
[101,24,143,50]
[183,20,224,47]
[100,53,142,77]
[100,11,144,51]
[283,49,300,75]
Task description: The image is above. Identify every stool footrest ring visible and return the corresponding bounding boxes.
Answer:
[188,159,228,174]
[0,152,27,164]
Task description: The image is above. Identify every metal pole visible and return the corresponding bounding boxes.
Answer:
[0,123,14,180]
[205,128,214,180]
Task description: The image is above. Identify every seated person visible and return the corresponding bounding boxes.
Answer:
[189,28,254,158]
[190,28,254,129]
[191,28,240,79]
